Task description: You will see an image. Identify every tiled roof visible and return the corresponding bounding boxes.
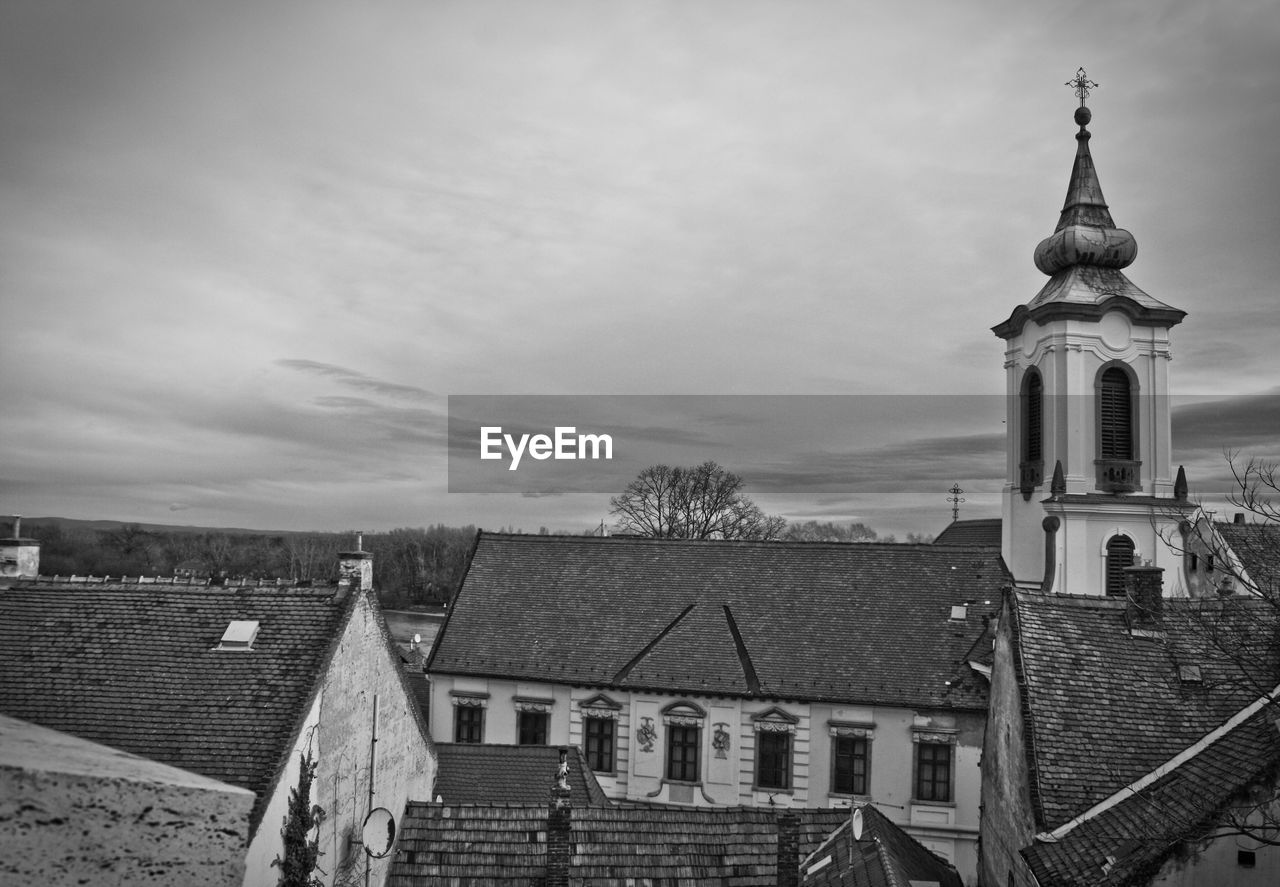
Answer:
[432,744,611,807]
[1216,520,1280,590]
[1011,592,1278,828]
[389,804,848,886]
[1009,591,1280,885]
[1022,708,1279,887]
[0,582,356,833]
[934,518,1001,547]
[430,534,1008,711]
[802,805,963,887]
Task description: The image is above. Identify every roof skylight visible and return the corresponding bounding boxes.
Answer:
[218,620,260,650]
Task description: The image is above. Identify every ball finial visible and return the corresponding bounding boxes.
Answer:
[1074,105,1092,127]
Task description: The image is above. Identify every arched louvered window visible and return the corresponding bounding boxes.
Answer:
[1024,370,1043,464]
[1105,534,1135,597]
[1019,369,1044,496]
[1098,367,1133,460]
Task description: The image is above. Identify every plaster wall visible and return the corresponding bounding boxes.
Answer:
[315,591,436,887]
[1152,828,1280,887]
[978,603,1040,887]
[243,693,321,887]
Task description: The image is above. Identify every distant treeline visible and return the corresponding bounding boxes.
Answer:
[23,522,482,608]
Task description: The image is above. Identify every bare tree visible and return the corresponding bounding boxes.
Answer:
[783,520,880,543]
[609,462,786,540]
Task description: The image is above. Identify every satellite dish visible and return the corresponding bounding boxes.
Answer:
[362,807,397,859]
[851,807,864,840]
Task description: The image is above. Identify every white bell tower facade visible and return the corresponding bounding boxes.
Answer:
[993,72,1189,597]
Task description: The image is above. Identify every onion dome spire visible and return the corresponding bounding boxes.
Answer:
[992,69,1185,341]
[1033,69,1137,275]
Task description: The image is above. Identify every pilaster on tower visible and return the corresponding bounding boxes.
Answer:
[993,70,1190,597]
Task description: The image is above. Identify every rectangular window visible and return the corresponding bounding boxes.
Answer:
[517,710,548,745]
[833,736,868,795]
[666,725,700,782]
[584,718,615,772]
[455,706,484,744]
[756,731,791,790]
[916,742,952,802]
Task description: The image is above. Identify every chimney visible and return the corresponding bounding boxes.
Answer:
[1125,563,1165,628]
[1,515,40,580]
[547,748,572,887]
[1234,513,1246,525]
[337,531,373,593]
[776,812,800,887]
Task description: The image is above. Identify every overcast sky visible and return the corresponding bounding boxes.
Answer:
[3,0,1278,537]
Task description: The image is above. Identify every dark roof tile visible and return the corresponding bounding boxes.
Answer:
[0,582,354,833]
[430,534,1008,711]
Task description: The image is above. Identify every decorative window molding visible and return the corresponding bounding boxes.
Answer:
[829,721,875,739]
[450,692,489,708]
[579,693,622,720]
[514,696,554,714]
[912,729,957,745]
[752,707,799,734]
[662,700,706,728]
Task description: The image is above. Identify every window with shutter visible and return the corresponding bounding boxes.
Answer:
[1106,535,1135,597]
[1025,371,1043,464]
[1098,367,1132,459]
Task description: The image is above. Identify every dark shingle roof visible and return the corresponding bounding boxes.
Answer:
[389,804,848,886]
[430,534,1008,711]
[803,805,963,887]
[432,744,611,807]
[1022,709,1279,887]
[1216,521,1280,591]
[934,518,1002,547]
[1009,591,1280,885]
[0,582,355,833]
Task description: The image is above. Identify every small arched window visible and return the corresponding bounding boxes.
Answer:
[1105,534,1135,597]
[1098,367,1133,460]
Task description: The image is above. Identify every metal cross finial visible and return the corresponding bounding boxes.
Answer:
[1066,67,1098,106]
[947,484,966,522]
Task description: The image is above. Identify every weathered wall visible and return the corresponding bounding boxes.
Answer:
[1152,820,1280,887]
[315,590,436,887]
[0,714,253,887]
[243,694,321,886]
[978,600,1039,887]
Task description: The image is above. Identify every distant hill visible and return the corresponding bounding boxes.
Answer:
[11,516,316,537]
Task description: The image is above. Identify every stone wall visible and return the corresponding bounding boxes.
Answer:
[0,714,253,887]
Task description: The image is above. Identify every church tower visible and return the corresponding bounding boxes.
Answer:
[993,70,1189,596]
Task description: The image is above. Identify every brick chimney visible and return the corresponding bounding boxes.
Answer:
[547,747,572,887]
[776,812,800,887]
[1,516,40,580]
[1125,563,1165,628]
[337,531,373,593]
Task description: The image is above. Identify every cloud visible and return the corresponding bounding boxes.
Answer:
[276,359,435,401]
